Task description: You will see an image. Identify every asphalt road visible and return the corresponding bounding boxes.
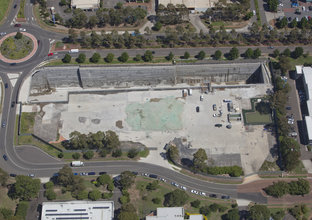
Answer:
[0,0,304,204]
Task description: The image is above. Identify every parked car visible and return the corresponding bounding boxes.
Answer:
[209,194,217,198]
[215,124,222,128]
[196,106,200,112]
[10,174,16,177]
[4,83,8,88]
[80,172,88,176]
[149,174,158,179]
[191,190,199,195]
[132,171,138,175]
[160,178,166,182]
[213,104,217,111]
[286,106,291,110]
[73,173,78,175]
[180,186,187,190]
[200,192,206,196]
[99,172,107,175]
[0,32,6,36]
[53,173,59,177]
[48,53,54,56]
[221,195,230,199]
[28,174,35,177]
[3,154,8,161]
[14,24,21,27]
[213,113,217,117]
[88,172,96,175]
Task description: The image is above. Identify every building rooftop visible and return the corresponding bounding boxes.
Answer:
[41,201,114,220]
[71,0,100,9]
[146,207,184,220]
[296,65,303,74]
[190,215,204,220]
[158,0,216,10]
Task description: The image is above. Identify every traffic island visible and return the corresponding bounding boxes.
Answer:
[0,32,38,63]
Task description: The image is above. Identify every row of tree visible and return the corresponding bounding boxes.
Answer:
[264,178,310,198]
[156,4,189,25]
[69,23,312,50]
[276,16,312,30]
[64,6,147,29]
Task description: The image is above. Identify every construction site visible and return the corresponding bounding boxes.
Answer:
[20,62,274,174]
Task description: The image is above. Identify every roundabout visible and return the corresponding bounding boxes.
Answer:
[0,32,38,63]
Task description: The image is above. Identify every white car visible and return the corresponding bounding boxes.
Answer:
[200,192,206,196]
[19,28,26,32]
[191,190,199,194]
[213,114,217,117]
[160,178,167,182]
[0,32,6,36]
[180,186,187,190]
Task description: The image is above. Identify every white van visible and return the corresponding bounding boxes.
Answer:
[69,49,79,53]
[71,161,84,167]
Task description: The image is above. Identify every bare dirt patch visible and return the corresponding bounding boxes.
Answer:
[116,120,123,129]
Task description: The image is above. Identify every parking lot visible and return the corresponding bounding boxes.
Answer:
[278,0,312,21]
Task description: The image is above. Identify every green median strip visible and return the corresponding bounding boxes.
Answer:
[254,0,261,25]
[17,0,25,18]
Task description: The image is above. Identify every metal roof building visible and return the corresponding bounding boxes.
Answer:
[296,66,312,144]
[71,0,100,10]
[158,0,217,11]
[146,207,184,220]
[41,201,114,220]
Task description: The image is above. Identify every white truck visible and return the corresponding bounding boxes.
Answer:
[71,161,84,167]
[69,49,79,53]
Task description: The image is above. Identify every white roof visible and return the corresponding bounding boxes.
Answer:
[305,116,312,141]
[190,215,204,220]
[71,0,99,9]
[146,207,184,220]
[296,65,303,74]
[158,0,216,9]
[41,201,114,220]
[303,67,312,107]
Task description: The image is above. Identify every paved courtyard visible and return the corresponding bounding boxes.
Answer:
[27,84,273,174]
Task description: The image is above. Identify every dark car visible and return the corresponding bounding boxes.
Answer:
[11,101,15,108]
[215,124,222,128]
[99,172,107,175]
[209,194,217,198]
[2,121,6,128]
[53,173,59,177]
[88,172,96,175]
[3,154,8,161]
[4,83,8,88]
[10,173,16,177]
[286,106,292,110]
[10,63,17,66]
[149,174,158,179]
[221,195,230,199]
[14,4,17,8]
[14,24,21,27]
[196,106,200,112]
[132,171,138,175]
[37,40,40,44]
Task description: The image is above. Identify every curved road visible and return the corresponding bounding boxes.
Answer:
[0,0,290,203]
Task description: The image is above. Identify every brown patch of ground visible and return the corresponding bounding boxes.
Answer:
[116,120,123,129]
[49,135,66,144]
[150,98,161,102]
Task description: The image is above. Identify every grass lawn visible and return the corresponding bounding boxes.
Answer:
[0,0,10,24]
[20,112,36,133]
[245,111,272,124]
[290,161,307,174]
[0,187,18,211]
[130,177,233,219]
[288,56,312,70]
[0,35,33,60]
[259,160,280,172]
[17,0,25,18]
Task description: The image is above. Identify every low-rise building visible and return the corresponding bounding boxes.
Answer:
[146,207,184,220]
[71,0,100,10]
[158,0,217,12]
[41,201,114,220]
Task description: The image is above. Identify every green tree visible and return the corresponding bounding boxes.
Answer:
[57,165,74,187]
[191,199,201,208]
[271,210,285,220]
[112,149,122,157]
[133,54,142,61]
[76,190,88,200]
[273,49,280,58]
[291,47,304,59]
[68,28,78,43]
[45,189,56,200]
[152,21,162,31]
[72,152,81,159]
[90,52,101,63]
[62,54,71,63]
[119,52,129,62]
[88,189,101,201]
[282,48,291,57]
[248,205,270,220]
[143,50,153,62]
[105,53,114,63]
[279,56,292,74]
[227,47,239,60]
[244,48,254,59]
[289,19,297,28]
[0,208,13,219]
[276,17,288,28]
[183,51,190,59]
[0,168,9,186]
[105,130,120,151]
[253,48,261,59]
[15,32,23,39]
[58,152,64,158]
[264,181,289,197]
[288,178,310,196]
[102,192,113,199]
[166,52,174,61]
[127,148,139,158]
[83,150,94,159]
[199,205,211,216]
[9,175,40,200]
[152,197,161,204]
[146,180,159,191]
[164,189,189,207]
[267,0,278,12]
[222,208,240,220]
[119,171,136,189]
[193,148,208,171]
[44,181,54,189]
[197,51,206,60]
[120,195,129,204]
[118,204,138,220]
[167,145,179,163]
[214,50,222,60]
[76,53,86,63]
[97,174,112,185]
